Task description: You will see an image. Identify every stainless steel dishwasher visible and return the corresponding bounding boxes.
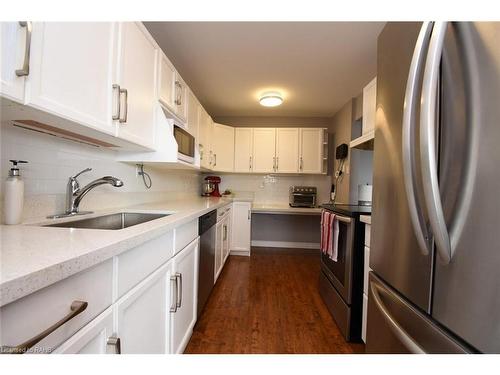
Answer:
[197,210,217,317]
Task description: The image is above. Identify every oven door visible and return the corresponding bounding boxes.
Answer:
[320,214,354,304]
[291,193,316,207]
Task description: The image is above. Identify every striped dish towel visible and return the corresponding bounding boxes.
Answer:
[321,210,339,262]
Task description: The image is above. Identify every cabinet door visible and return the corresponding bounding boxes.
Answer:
[199,108,212,169]
[28,22,118,135]
[230,202,252,253]
[212,123,235,172]
[171,238,199,354]
[299,128,323,174]
[222,214,231,262]
[115,261,172,354]
[187,89,199,139]
[215,221,223,281]
[158,53,176,111]
[276,128,299,173]
[116,22,157,148]
[174,73,188,121]
[54,308,115,354]
[252,128,276,173]
[0,22,28,102]
[362,77,377,134]
[234,128,253,172]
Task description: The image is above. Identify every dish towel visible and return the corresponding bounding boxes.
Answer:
[321,210,339,262]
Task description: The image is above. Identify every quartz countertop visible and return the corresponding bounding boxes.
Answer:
[0,197,234,307]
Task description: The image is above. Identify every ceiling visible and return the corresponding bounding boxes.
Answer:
[144,22,385,118]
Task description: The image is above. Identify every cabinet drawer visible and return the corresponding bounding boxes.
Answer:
[362,293,369,343]
[217,204,231,221]
[364,223,371,247]
[0,259,113,353]
[117,231,174,298]
[174,219,198,255]
[363,246,371,295]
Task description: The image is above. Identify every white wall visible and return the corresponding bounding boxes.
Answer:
[0,124,200,222]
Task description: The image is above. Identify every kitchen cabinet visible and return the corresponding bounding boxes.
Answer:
[158,52,187,122]
[252,128,276,173]
[362,77,377,135]
[215,220,224,281]
[230,202,252,255]
[54,308,115,354]
[299,128,324,173]
[170,238,199,354]
[187,89,200,139]
[199,108,213,169]
[114,22,157,149]
[0,22,29,103]
[234,128,253,172]
[212,123,235,172]
[27,22,118,136]
[115,260,172,354]
[275,128,299,173]
[222,210,231,262]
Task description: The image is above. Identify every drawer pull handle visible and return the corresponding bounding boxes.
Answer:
[0,300,88,354]
[106,336,121,354]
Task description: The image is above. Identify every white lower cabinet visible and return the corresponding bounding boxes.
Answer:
[222,213,231,262]
[115,261,172,354]
[230,202,252,255]
[170,238,199,354]
[215,220,224,281]
[54,308,115,354]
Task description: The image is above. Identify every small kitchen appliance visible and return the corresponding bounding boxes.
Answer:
[204,176,222,197]
[289,186,317,208]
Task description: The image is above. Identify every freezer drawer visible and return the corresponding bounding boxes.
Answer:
[365,273,470,354]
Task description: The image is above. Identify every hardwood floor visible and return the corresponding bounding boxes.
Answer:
[185,247,365,354]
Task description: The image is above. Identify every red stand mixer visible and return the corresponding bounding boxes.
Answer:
[202,176,222,197]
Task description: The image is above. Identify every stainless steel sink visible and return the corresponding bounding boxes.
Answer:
[44,212,170,230]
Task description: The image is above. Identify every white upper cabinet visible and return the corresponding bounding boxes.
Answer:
[0,22,30,103]
[234,128,253,173]
[198,108,212,169]
[27,22,118,135]
[114,22,157,149]
[187,89,199,139]
[158,53,176,112]
[212,123,235,172]
[170,239,199,354]
[275,128,299,173]
[362,77,377,134]
[299,128,324,174]
[252,128,276,173]
[158,52,187,122]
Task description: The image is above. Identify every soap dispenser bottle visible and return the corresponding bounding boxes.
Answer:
[4,160,28,225]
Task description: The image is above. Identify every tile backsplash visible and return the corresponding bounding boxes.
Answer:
[0,123,331,223]
[217,173,331,205]
[0,124,200,222]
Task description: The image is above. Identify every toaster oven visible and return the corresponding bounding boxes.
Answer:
[289,186,317,208]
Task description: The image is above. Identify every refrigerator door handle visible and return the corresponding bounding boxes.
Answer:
[370,281,425,354]
[402,21,434,256]
[420,21,454,264]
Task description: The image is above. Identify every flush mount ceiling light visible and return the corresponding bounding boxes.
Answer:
[259,92,283,107]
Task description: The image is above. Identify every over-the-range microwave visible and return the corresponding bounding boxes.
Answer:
[173,125,195,164]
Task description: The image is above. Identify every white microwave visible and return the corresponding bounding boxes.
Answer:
[173,125,195,163]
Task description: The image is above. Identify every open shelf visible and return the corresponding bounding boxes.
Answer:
[350,130,374,150]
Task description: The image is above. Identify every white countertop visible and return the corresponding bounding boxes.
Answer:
[251,203,322,215]
[360,215,372,224]
[0,197,233,307]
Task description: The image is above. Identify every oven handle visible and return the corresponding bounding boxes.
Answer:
[291,193,316,196]
[322,210,352,224]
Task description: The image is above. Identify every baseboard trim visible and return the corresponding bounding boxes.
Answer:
[251,240,320,249]
[230,250,251,257]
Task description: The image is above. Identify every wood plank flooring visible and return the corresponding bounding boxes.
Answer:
[185,247,365,354]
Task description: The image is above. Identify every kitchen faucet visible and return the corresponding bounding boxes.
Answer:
[47,168,124,219]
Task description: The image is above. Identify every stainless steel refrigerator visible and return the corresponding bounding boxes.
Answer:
[366,22,500,354]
